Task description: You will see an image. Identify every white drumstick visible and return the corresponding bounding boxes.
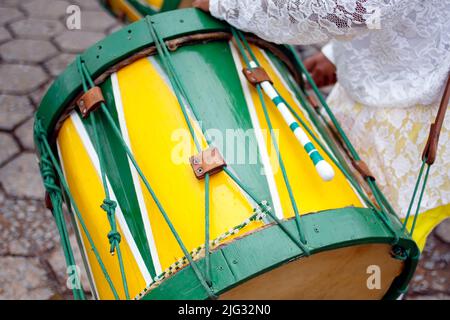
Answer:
[249,61,335,181]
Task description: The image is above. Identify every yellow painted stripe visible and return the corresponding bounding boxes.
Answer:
[145,0,164,11]
[239,46,363,217]
[57,117,147,299]
[107,0,143,21]
[403,204,450,251]
[115,58,263,270]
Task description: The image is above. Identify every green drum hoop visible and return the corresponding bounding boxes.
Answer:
[35,8,419,300]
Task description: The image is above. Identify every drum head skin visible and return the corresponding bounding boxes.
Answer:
[35,9,419,300]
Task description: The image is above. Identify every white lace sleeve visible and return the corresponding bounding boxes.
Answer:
[209,0,411,45]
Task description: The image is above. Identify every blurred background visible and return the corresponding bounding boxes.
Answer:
[0,0,448,299]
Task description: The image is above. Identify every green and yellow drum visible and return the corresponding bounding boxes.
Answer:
[35,9,419,300]
[101,0,192,21]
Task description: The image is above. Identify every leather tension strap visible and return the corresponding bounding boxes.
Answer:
[77,86,105,118]
[243,67,272,86]
[422,73,450,165]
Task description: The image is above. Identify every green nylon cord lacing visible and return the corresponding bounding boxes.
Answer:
[402,160,431,236]
[288,46,397,214]
[273,60,400,242]
[37,147,85,300]
[287,45,401,241]
[147,18,311,255]
[78,53,217,299]
[232,28,307,245]
[146,19,215,296]
[35,120,120,299]
[146,18,213,286]
[77,56,130,300]
[39,18,431,300]
[272,84,400,242]
[234,28,397,244]
[234,29,401,243]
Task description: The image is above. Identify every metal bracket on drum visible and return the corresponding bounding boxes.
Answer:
[189,147,226,180]
[76,87,105,118]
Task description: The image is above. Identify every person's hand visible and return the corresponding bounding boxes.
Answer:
[303,52,337,88]
[193,0,210,12]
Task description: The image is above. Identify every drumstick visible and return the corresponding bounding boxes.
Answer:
[248,61,335,181]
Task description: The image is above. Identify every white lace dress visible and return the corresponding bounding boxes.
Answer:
[209,0,450,219]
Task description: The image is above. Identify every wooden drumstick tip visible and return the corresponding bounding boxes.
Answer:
[316,160,335,182]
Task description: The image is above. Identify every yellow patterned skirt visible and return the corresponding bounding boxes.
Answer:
[327,83,450,251]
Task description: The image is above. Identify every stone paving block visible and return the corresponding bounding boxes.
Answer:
[0,95,34,130]
[80,10,116,32]
[47,233,91,292]
[0,152,44,199]
[0,132,19,166]
[30,81,51,106]
[14,117,34,150]
[54,30,104,53]
[0,0,33,8]
[9,18,64,40]
[21,0,70,19]
[0,26,10,43]
[0,64,48,94]
[0,256,53,300]
[0,39,58,63]
[436,219,450,244]
[44,52,75,77]
[0,7,22,24]
[108,23,123,34]
[73,0,104,11]
[0,197,59,256]
[0,188,5,205]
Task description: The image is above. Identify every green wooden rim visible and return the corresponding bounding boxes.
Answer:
[139,207,419,300]
[35,9,229,143]
[161,0,183,12]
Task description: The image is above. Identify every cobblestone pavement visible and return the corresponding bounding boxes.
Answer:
[0,0,448,300]
[0,0,121,299]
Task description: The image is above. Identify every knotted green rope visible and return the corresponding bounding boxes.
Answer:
[101,199,121,253]
[78,53,217,299]
[37,138,85,300]
[77,56,130,299]
[35,120,120,299]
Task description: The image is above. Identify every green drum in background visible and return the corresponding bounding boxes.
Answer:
[34,9,419,300]
[101,0,192,21]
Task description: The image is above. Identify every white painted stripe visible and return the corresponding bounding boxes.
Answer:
[147,56,201,136]
[111,72,162,278]
[230,43,284,219]
[71,112,153,285]
[57,139,100,299]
